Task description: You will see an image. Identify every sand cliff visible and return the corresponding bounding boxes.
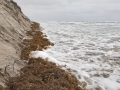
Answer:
[0,0,31,86]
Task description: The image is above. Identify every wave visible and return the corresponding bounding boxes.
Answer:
[40,21,120,90]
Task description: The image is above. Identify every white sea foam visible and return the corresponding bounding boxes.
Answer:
[36,21,120,90]
[29,51,65,65]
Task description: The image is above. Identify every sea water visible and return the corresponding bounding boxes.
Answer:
[40,21,120,90]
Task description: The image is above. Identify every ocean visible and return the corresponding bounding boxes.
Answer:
[40,21,120,90]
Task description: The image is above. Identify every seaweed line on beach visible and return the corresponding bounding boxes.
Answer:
[5,22,83,90]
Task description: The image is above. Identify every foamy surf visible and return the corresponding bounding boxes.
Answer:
[38,21,120,90]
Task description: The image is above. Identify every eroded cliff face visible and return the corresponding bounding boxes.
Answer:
[0,0,31,86]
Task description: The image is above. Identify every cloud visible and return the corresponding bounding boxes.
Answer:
[14,0,120,21]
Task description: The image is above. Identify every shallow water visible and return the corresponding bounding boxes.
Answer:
[40,21,120,90]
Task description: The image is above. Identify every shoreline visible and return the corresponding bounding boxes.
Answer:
[5,22,83,90]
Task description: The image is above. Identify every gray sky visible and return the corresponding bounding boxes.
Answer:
[14,0,120,22]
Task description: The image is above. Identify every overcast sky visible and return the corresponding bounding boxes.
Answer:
[14,0,120,22]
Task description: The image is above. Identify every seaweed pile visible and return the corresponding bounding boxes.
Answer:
[5,22,82,90]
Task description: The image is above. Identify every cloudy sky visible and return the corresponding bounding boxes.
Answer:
[14,0,120,22]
